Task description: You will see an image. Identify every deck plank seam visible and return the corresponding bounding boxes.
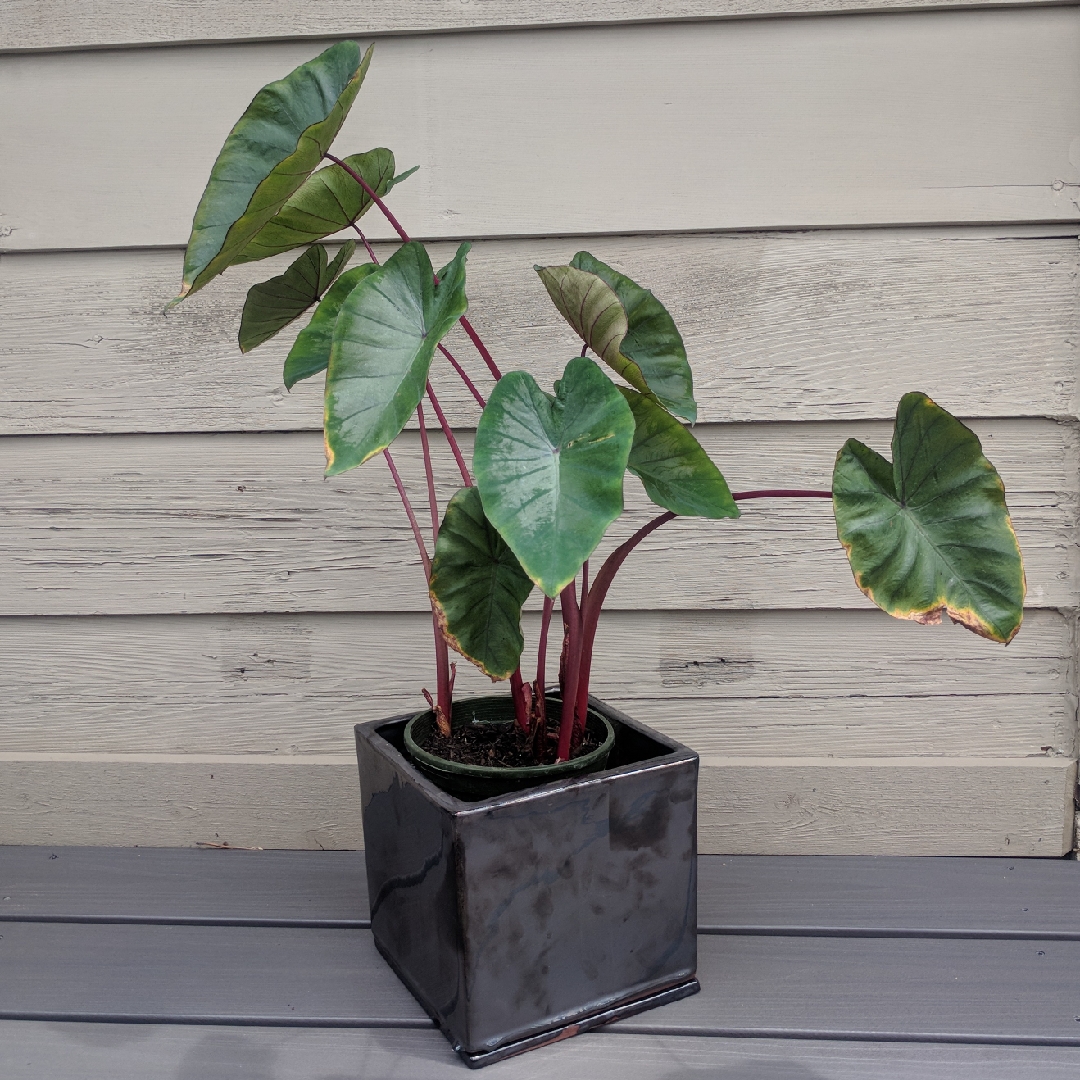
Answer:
[2,1013,1078,1049]
[5,914,1080,940]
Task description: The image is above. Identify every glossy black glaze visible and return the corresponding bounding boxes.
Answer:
[355,696,699,1065]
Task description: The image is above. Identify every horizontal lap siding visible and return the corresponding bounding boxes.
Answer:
[1,8,1076,852]
[1,0,1064,52]
[2,10,1079,252]
[2,420,1074,613]
[1,757,1072,854]
[3,232,1078,435]
[1,610,1072,756]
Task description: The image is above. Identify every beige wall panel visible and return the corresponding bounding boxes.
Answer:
[1,755,1072,854]
[3,10,1079,253]
[1,609,1071,757]
[3,0,1064,53]
[2,420,1073,615]
[696,756,1078,855]
[4,231,1077,435]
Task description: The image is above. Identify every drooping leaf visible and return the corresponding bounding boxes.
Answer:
[536,255,697,422]
[238,241,354,353]
[833,392,1025,644]
[473,357,635,598]
[282,262,380,388]
[234,149,409,264]
[620,389,738,519]
[324,241,470,475]
[172,41,371,304]
[429,486,535,680]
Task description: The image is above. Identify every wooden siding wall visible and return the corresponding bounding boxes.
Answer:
[1,2,1077,854]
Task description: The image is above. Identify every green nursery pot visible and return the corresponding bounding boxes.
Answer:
[403,694,615,800]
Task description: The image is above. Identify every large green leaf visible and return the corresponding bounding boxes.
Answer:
[282,262,380,388]
[620,389,739,519]
[833,393,1025,644]
[173,41,371,303]
[238,241,354,353]
[324,241,470,476]
[474,357,635,598]
[429,486,535,680]
[234,149,413,264]
[536,255,697,422]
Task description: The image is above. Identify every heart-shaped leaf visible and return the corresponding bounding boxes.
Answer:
[324,241,470,476]
[833,392,1025,643]
[474,356,635,598]
[620,389,738,519]
[282,262,380,388]
[429,486,535,680]
[172,41,371,304]
[238,242,354,353]
[536,255,697,422]
[234,149,411,265]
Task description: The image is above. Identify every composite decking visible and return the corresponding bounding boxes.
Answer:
[1,848,1078,1077]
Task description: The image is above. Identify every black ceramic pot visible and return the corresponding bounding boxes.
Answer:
[355,695,699,1067]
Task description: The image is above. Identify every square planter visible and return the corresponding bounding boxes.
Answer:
[355,696,699,1067]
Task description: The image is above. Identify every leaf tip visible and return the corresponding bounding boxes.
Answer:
[163,289,188,314]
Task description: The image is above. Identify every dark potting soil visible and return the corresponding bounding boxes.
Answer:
[415,712,602,769]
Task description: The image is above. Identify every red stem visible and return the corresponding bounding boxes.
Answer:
[509,668,529,733]
[327,152,502,380]
[349,222,379,264]
[575,512,676,726]
[416,399,440,544]
[535,595,554,731]
[383,449,431,577]
[459,315,502,381]
[556,583,582,762]
[426,382,472,486]
[326,152,410,243]
[430,608,453,736]
[571,489,834,720]
[385,446,451,735]
[438,344,487,407]
[416,401,455,730]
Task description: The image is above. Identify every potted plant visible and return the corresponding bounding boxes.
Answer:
[166,41,1026,1066]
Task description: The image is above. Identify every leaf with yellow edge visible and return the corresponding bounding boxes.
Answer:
[171,41,371,305]
[429,486,534,680]
[833,393,1025,643]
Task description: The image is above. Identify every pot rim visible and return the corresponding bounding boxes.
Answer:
[403,693,615,781]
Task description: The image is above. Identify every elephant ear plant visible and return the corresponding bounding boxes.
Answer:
[168,41,1027,776]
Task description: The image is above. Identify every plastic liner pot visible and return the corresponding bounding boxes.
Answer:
[403,694,616,800]
[355,695,699,1068]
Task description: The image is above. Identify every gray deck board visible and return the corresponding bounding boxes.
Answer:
[5,847,1080,936]
[696,855,1080,937]
[3,922,1079,1044]
[5,849,1078,1077]
[3,1024,1080,1080]
[0,847,368,925]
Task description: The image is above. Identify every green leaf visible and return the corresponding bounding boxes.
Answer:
[234,148,405,264]
[429,486,535,680]
[536,255,697,422]
[324,241,470,475]
[474,356,635,598]
[833,392,1025,644]
[282,262,380,388]
[238,241,354,353]
[620,389,739,519]
[173,41,371,304]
